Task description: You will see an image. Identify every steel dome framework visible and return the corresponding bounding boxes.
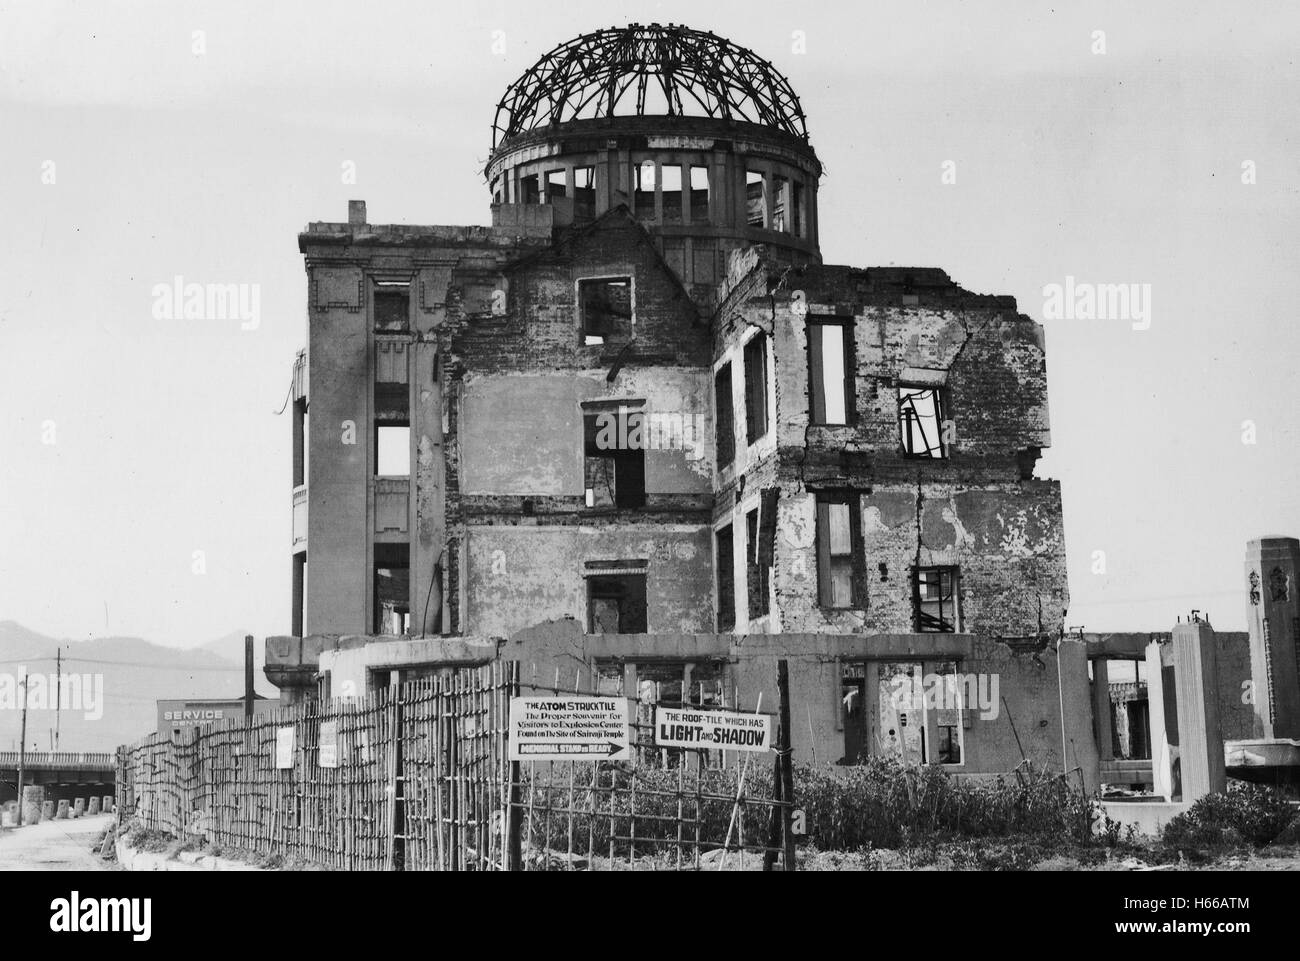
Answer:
[491,23,809,151]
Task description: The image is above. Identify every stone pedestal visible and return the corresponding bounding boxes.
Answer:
[1244,537,1300,739]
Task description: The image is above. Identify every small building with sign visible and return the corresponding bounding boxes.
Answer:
[156,696,279,737]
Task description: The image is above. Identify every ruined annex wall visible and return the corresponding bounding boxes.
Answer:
[773,479,1067,637]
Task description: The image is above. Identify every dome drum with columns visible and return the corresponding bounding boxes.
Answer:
[486,23,823,289]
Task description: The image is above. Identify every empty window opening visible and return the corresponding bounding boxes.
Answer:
[292,552,307,637]
[743,333,769,444]
[373,543,410,635]
[745,170,766,227]
[899,386,947,458]
[376,424,410,476]
[816,492,863,609]
[689,165,710,222]
[578,277,632,345]
[772,174,790,232]
[660,164,683,223]
[491,175,501,204]
[792,181,805,238]
[587,573,648,634]
[716,524,735,632]
[746,493,776,620]
[808,320,854,425]
[574,166,596,220]
[519,173,540,204]
[914,566,959,632]
[806,319,857,423]
[583,406,646,509]
[293,398,308,488]
[545,169,567,202]
[373,283,410,331]
[714,362,734,469]
[634,161,657,219]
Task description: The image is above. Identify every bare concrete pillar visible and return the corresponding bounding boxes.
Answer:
[72,797,85,818]
[1092,658,1114,762]
[87,796,101,815]
[103,794,114,813]
[1172,621,1227,800]
[1057,638,1100,792]
[1146,640,1173,799]
[55,799,69,819]
[1244,537,1300,739]
[40,800,54,821]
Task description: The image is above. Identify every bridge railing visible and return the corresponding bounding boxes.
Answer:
[0,751,116,770]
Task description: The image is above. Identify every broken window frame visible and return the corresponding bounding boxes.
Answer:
[743,332,770,445]
[815,491,865,610]
[746,492,777,621]
[807,319,855,426]
[545,168,567,202]
[372,543,410,636]
[585,566,648,634]
[745,169,767,227]
[913,566,960,633]
[689,165,710,222]
[715,523,736,632]
[772,174,790,233]
[634,160,657,220]
[573,166,596,220]
[577,275,633,346]
[660,163,683,224]
[841,659,965,766]
[372,281,410,332]
[519,173,540,204]
[582,403,646,509]
[714,361,735,470]
[898,385,948,459]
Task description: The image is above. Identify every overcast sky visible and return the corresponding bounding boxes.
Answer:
[1,0,1297,646]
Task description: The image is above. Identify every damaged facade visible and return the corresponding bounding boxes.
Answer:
[267,22,1073,779]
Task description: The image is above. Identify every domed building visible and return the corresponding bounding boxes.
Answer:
[271,23,1078,784]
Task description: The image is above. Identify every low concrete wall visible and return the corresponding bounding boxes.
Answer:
[1099,800,1190,837]
[115,836,263,872]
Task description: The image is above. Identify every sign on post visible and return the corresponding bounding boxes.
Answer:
[319,720,338,769]
[275,726,295,769]
[508,695,630,762]
[654,706,773,752]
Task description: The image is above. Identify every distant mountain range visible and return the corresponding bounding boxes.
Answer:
[0,621,278,753]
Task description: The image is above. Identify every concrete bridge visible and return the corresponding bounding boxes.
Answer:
[0,751,115,805]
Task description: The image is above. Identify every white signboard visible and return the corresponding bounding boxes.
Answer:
[508,696,630,762]
[654,706,773,752]
[319,720,338,769]
[275,726,295,769]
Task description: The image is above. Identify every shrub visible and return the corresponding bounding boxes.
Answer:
[1162,783,1297,852]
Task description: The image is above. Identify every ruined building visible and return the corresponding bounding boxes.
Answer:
[267,23,1075,777]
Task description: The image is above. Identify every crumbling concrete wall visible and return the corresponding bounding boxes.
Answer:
[506,619,1073,779]
[465,527,713,638]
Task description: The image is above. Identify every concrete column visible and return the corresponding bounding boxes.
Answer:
[1172,621,1227,800]
[55,799,69,819]
[1145,640,1172,800]
[1244,537,1300,739]
[1092,657,1114,761]
[1058,639,1100,793]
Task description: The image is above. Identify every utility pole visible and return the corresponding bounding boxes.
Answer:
[16,671,28,826]
[54,646,61,752]
[244,635,254,718]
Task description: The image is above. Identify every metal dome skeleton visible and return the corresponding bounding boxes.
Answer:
[490,23,810,151]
